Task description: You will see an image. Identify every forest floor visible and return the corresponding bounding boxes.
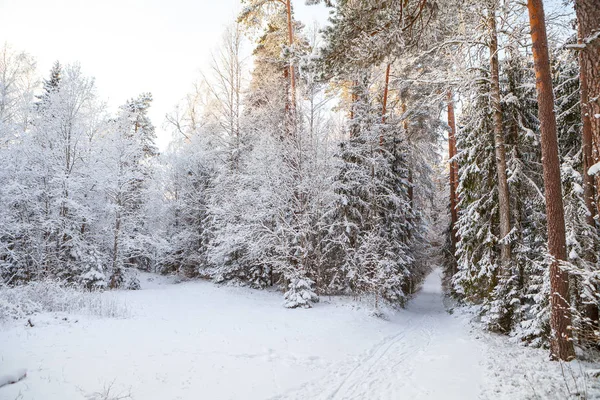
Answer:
[1,269,599,400]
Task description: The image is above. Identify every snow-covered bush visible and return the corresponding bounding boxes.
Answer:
[284,276,319,309]
[0,281,128,322]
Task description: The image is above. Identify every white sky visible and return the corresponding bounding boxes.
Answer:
[0,0,329,149]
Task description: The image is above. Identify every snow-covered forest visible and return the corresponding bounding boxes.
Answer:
[1,0,600,398]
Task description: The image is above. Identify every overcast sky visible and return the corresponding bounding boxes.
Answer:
[0,0,329,148]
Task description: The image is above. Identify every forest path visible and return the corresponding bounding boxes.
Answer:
[274,269,485,400]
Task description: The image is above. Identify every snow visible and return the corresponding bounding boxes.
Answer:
[1,269,598,399]
[276,269,484,400]
[476,325,600,399]
[0,368,27,388]
[588,162,600,176]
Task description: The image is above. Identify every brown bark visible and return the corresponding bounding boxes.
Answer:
[350,80,359,137]
[381,64,392,147]
[488,8,512,264]
[576,0,600,342]
[401,102,413,201]
[285,0,296,115]
[575,0,600,217]
[579,30,597,229]
[382,64,391,123]
[408,168,414,239]
[448,90,459,274]
[527,0,576,361]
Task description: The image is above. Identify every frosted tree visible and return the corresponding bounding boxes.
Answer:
[0,45,38,284]
[324,75,415,309]
[97,94,158,288]
[452,73,501,303]
[0,44,37,132]
[1,63,107,288]
[201,24,245,168]
[160,137,214,277]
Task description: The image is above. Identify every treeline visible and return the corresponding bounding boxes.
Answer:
[0,57,160,290]
[0,0,443,310]
[160,2,441,308]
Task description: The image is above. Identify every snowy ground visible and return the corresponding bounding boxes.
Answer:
[1,270,599,400]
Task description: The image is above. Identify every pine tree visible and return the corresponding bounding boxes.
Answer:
[488,5,513,271]
[500,52,547,342]
[553,40,600,347]
[239,0,300,123]
[447,91,458,276]
[100,94,158,288]
[574,0,600,218]
[328,75,414,309]
[453,73,501,303]
[35,61,61,111]
[527,0,576,361]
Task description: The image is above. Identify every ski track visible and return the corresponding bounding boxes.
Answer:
[273,269,484,400]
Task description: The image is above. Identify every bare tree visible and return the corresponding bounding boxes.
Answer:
[204,24,245,142]
[0,43,37,132]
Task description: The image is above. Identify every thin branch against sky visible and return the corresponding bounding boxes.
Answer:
[0,0,329,149]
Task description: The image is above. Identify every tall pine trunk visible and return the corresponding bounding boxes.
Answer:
[576,0,600,344]
[448,90,459,275]
[381,63,392,147]
[401,101,415,241]
[527,0,576,361]
[488,8,512,265]
[350,79,359,137]
[575,0,600,216]
[578,30,597,229]
[285,0,296,117]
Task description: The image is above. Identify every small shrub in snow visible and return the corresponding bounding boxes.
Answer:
[284,277,319,308]
[0,280,128,322]
[86,380,132,400]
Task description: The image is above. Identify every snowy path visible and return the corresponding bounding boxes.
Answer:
[7,269,588,399]
[273,269,484,400]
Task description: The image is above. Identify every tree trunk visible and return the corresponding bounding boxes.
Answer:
[350,79,359,137]
[381,63,391,146]
[401,102,414,239]
[527,0,576,361]
[575,0,600,217]
[408,169,414,233]
[285,0,296,116]
[110,212,121,289]
[576,0,600,344]
[488,8,512,265]
[448,90,459,275]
